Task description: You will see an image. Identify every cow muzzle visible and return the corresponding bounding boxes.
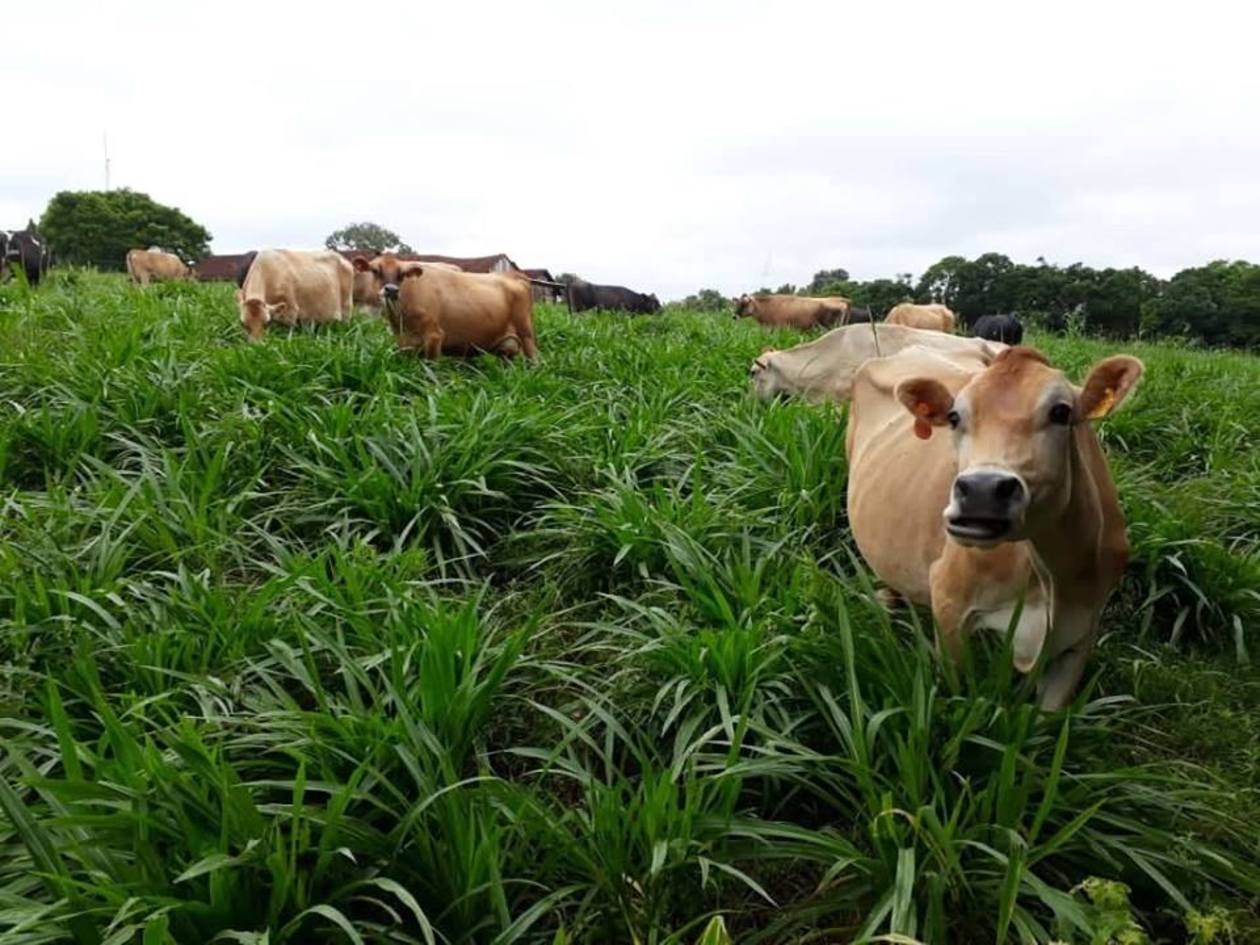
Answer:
[381,283,400,301]
[944,467,1028,545]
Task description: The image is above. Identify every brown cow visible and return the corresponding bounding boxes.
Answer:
[236,249,354,341]
[126,248,192,285]
[733,293,851,329]
[353,255,538,360]
[351,254,462,307]
[885,302,956,333]
[846,344,1142,708]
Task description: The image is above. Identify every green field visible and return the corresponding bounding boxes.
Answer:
[1,272,1258,944]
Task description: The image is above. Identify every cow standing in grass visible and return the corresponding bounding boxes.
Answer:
[886,302,956,333]
[733,293,851,329]
[846,344,1142,708]
[354,254,539,360]
[126,248,193,285]
[236,249,354,341]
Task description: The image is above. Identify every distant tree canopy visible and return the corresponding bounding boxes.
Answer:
[678,288,728,312]
[40,189,211,270]
[324,222,413,255]
[682,253,1260,347]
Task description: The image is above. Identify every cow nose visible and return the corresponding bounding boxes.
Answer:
[946,471,1027,543]
[382,283,399,301]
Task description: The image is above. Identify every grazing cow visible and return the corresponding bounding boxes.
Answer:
[126,248,192,285]
[568,279,661,315]
[972,313,1024,345]
[350,253,461,308]
[750,323,1005,402]
[353,255,538,359]
[3,221,50,286]
[733,293,850,329]
[236,249,354,341]
[846,344,1142,709]
[886,302,956,333]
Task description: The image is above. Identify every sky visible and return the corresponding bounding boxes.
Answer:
[6,0,1260,300]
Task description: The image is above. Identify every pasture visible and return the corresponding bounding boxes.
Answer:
[0,272,1258,944]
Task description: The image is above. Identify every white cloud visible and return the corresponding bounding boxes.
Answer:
[6,0,1260,298]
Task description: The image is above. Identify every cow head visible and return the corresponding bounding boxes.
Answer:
[647,293,661,312]
[236,290,288,342]
[352,254,424,306]
[748,346,787,399]
[895,346,1143,547]
[733,294,754,319]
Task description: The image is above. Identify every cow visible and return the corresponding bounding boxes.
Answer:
[236,249,354,341]
[353,254,539,360]
[886,302,956,333]
[733,293,851,329]
[3,221,50,286]
[845,343,1142,709]
[350,253,461,308]
[126,248,193,285]
[568,279,661,315]
[972,313,1024,345]
[750,322,1005,402]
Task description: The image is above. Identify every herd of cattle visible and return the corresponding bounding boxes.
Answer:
[7,236,1140,709]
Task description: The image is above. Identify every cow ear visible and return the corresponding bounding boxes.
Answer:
[896,378,954,439]
[401,266,424,280]
[351,256,370,272]
[1078,355,1143,421]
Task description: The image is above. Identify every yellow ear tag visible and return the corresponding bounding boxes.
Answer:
[1087,387,1116,420]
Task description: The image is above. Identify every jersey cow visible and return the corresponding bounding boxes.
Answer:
[236,249,354,341]
[750,323,1005,402]
[567,279,661,315]
[846,344,1142,709]
[734,293,850,329]
[886,302,956,333]
[351,254,461,308]
[353,254,539,360]
[972,313,1024,345]
[126,248,192,285]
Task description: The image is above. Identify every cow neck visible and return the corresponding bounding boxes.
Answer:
[1022,429,1104,608]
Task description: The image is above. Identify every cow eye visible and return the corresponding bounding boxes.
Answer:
[947,410,961,429]
[1049,403,1072,425]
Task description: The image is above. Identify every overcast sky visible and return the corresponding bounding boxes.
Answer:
[6,0,1260,299]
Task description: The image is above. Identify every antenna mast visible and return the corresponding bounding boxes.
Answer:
[103,132,111,191]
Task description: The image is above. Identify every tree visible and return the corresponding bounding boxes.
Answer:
[806,267,850,294]
[324,222,413,255]
[679,288,729,312]
[40,189,211,269]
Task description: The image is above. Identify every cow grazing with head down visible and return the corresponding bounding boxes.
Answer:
[733,293,851,329]
[126,248,193,285]
[886,302,956,333]
[845,343,1142,709]
[3,221,50,286]
[353,254,539,360]
[236,249,354,341]
[567,279,661,315]
[749,323,1005,402]
[972,313,1024,345]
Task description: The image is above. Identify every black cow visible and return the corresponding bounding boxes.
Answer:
[971,313,1023,345]
[846,306,873,325]
[2,220,50,286]
[567,278,661,315]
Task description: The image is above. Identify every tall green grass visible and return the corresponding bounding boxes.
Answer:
[0,272,1258,944]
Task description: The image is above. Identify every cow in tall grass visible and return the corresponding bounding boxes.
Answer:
[354,254,539,360]
[236,249,353,341]
[846,344,1142,708]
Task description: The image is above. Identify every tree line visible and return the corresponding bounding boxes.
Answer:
[684,254,1260,348]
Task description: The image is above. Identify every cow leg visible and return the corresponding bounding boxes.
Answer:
[423,328,445,360]
[1036,643,1092,711]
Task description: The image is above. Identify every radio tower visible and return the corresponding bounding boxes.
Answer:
[103,133,111,191]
